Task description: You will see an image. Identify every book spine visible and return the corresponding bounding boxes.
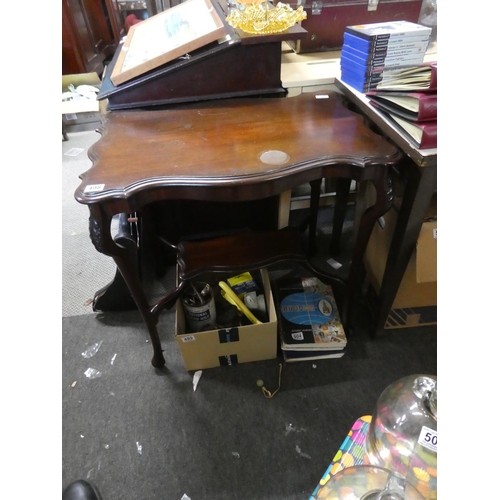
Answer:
[339,71,381,93]
[343,31,430,50]
[378,64,437,86]
[340,62,385,79]
[367,96,437,122]
[344,26,431,43]
[341,49,385,67]
[340,54,426,77]
[341,47,427,67]
[417,122,437,149]
[342,42,429,61]
[412,94,438,121]
[340,60,384,80]
[373,103,437,148]
[428,63,438,91]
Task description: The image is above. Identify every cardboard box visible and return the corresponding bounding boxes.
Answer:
[175,269,277,371]
[363,188,437,329]
[62,73,104,132]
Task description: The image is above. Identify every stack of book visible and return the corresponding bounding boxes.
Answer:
[273,276,347,363]
[340,20,432,93]
[366,61,437,149]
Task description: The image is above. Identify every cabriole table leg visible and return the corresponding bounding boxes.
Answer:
[88,205,166,368]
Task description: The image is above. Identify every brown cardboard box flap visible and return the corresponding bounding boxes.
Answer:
[416,221,437,283]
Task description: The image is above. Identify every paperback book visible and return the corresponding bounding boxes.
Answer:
[274,276,347,352]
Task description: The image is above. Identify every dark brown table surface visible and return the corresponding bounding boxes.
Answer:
[76,90,399,208]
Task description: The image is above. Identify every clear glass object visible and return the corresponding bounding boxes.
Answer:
[418,0,437,45]
[365,375,437,500]
[314,464,425,500]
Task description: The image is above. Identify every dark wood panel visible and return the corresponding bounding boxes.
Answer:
[62,0,123,75]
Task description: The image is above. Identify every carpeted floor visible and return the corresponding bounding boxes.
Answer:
[62,309,437,500]
[62,130,117,318]
[62,131,437,499]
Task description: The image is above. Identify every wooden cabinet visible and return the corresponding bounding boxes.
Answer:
[62,0,125,75]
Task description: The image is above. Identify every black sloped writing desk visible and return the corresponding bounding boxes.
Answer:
[75,91,401,368]
[334,77,437,334]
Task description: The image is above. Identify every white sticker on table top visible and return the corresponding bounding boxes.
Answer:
[64,148,84,157]
[182,335,196,343]
[315,94,330,99]
[84,184,105,193]
[417,425,437,452]
[433,228,437,239]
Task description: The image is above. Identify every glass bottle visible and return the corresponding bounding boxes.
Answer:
[365,375,437,499]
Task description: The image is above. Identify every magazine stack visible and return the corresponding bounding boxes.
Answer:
[273,276,347,363]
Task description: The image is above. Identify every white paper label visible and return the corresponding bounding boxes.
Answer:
[84,184,105,193]
[182,335,196,343]
[291,332,304,341]
[64,147,84,157]
[417,425,437,452]
[315,95,329,99]
[327,257,342,270]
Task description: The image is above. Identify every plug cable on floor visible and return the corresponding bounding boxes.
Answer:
[257,363,283,398]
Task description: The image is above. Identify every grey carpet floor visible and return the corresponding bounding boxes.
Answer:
[62,308,437,500]
[63,130,117,318]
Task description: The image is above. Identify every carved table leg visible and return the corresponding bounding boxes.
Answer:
[88,205,166,368]
[307,178,322,256]
[92,213,139,312]
[330,177,351,255]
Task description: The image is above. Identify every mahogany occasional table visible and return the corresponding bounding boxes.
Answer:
[75,90,401,368]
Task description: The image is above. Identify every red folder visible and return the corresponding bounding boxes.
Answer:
[366,91,437,122]
[371,101,437,149]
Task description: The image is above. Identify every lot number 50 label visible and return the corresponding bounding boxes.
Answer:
[418,426,437,452]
